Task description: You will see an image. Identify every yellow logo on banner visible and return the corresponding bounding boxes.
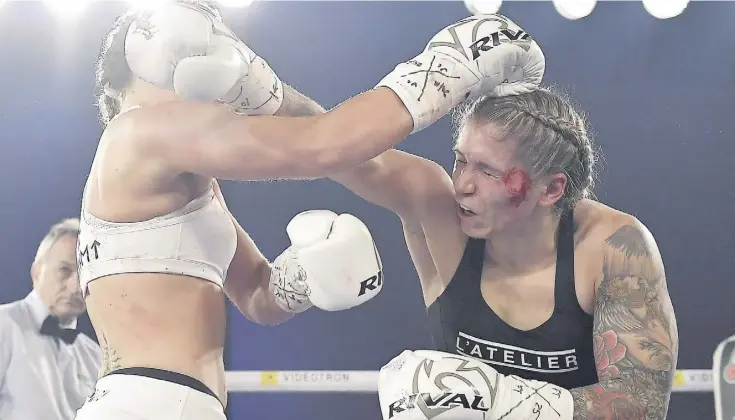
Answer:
[260,371,279,386]
[673,370,685,387]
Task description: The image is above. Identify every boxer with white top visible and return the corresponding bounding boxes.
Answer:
[74,1,539,419]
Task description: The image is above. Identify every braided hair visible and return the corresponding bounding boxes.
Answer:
[453,87,598,213]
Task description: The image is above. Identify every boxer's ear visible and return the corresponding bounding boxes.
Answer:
[537,173,567,207]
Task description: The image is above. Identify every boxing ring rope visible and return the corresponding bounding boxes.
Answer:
[224,369,714,393]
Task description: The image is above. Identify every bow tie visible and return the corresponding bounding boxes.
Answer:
[40,315,79,344]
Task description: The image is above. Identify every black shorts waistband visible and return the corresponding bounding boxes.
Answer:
[106,367,221,406]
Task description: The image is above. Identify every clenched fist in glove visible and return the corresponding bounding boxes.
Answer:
[123,1,282,115]
[377,14,545,133]
[269,210,383,313]
[379,350,574,420]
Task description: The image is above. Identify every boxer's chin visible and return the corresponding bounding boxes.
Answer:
[459,215,492,238]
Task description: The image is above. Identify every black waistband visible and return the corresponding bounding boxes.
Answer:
[107,367,221,406]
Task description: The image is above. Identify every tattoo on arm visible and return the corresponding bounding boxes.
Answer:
[99,334,123,377]
[571,224,678,420]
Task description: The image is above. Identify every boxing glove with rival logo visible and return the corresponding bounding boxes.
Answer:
[269,210,383,313]
[378,350,575,420]
[377,14,545,133]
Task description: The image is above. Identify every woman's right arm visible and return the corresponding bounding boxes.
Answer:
[137,12,544,182]
[131,10,545,183]
[139,87,413,181]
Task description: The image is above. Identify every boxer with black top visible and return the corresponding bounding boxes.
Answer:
[333,90,679,419]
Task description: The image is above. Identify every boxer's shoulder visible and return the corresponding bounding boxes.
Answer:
[92,105,215,219]
[104,103,184,146]
[105,101,219,149]
[574,200,663,288]
[101,102,215,177]
[573,199,656,274]
[574,199,648,242]
[100,106,153,153]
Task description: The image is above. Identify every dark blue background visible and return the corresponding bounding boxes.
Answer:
[0,1,732,419]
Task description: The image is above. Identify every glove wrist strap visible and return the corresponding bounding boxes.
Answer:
[492,374,574,420]
[375,51,480,134]
[221,54,284,116]
[268,248,313,314]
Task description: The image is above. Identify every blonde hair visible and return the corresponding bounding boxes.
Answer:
[454,87,599,212]
[34,218,80,264]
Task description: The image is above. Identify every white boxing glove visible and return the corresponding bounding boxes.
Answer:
[269,210,383,313]
[123,1,282,115]
[379,350,574,420]
[376,14,545,133]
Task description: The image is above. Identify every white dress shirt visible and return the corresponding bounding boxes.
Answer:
[0,291,101,420]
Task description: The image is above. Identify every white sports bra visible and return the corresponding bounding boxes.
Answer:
[77,186,237,296]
